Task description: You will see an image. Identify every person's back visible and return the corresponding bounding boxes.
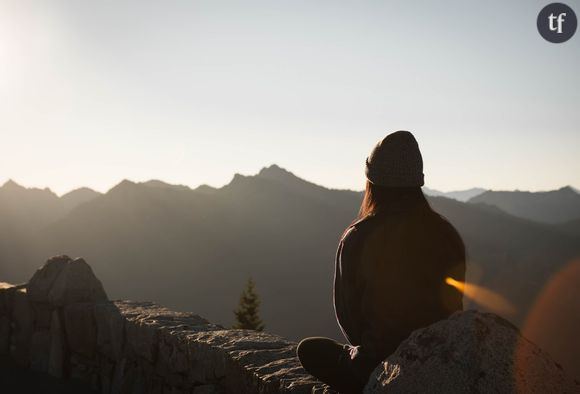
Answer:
[335,195,465,360]
[297,131,466,394]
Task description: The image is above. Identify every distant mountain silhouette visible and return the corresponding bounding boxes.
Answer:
[142,180,192,191]
[423,187,486,202]
[60,188,101,213]
[469,186,580,224]
[0,181,99,280]
[0,180,62,230]
[193,184,218,194]
[1,167,579,368]
[0,181,100,229]
[8,167,359,339]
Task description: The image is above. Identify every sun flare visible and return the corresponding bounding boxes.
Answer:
[446,277,516,316]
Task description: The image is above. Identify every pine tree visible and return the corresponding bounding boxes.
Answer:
[233,277,265,331]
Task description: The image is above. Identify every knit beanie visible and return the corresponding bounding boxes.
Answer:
[365,130,424,187]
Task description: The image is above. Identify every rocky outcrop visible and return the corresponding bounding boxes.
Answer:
[28,255,108,306]
[3,257,578,393]
[364,310,580,394]
[0,256,327,393]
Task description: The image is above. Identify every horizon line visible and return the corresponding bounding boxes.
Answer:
[1,164,578,198]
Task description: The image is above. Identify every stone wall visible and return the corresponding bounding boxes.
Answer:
[3,256,578,394]
[0,256,327,394]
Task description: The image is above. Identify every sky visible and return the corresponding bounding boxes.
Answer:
[1,0,579,195]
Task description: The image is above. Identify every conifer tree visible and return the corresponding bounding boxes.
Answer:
[233,277,265,331]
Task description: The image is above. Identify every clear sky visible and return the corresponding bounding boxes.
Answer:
[1,0,579,195]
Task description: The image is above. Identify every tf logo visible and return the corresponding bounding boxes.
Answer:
[537,3,577,43]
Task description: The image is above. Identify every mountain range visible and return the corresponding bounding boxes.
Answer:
[1,165,579,375]
[422,187,486,202]
[469,187,580,224]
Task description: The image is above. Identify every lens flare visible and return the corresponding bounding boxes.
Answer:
[445,277,516,316]
[517,260,580,383]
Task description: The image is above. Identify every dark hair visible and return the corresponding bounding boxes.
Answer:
[357,181,431,220]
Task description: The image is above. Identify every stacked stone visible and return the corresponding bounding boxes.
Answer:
[0,281,17,356]
[0,256,108,375]
[108,301,329,393]
[4,256,577,393]
[0,256,328,394]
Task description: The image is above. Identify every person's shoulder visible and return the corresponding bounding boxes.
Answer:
[427,210,465,251]
[431,211,460,234]
[340,214,381,245]
[338,215,381,266]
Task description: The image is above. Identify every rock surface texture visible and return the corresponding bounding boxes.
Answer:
[364,310,580,394]
[2,257,578,393]
[0,256,329,393]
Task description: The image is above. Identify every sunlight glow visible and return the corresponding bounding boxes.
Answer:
[518,261,580,382]
[445,277,516,316]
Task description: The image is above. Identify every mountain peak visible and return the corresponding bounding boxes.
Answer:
[142,180,191,191]
[194,184,217,194]
[2,179,25,190]
[61,187,101,203]
[62,187,99,195]
[118,179,137,187]
[558,186,577,194]
[424,186,487,202]
[225,165,310,192]
[1,179,56,196]
[107,179,138,194]
[257,164,298,181]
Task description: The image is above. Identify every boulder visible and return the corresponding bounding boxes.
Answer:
[111,357,127,394]
[30,330,51,372]
[27,255,71,303]
[158,328,190,376]
[48,310,65,378]
[98,358,115,394]
[0,315,10,354]
[126,316,160,363]
[32,302,53,329]
[11,288,34,365]
[0,284,16,317]
[63,302,97,358]
[364,310,580,394]
[47,257,108,306]
[95,302,126,360]
[0,283,12,315]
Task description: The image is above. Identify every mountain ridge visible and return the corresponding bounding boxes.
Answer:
[3,171,577,202]
[423,187,487,202]
[469,186,580,224]
[1,165,579,376]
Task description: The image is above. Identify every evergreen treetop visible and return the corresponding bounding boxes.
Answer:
[233,277,265,331]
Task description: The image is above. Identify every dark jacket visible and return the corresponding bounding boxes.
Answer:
[333,203,465,362]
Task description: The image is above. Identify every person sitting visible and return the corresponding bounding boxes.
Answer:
[297,130,466,393]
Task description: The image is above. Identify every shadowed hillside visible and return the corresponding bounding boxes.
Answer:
[556,218,580,237]
[0,181,101,281]
[469,186,580,224]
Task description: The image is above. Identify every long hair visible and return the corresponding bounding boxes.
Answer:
[357,181,431,220]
